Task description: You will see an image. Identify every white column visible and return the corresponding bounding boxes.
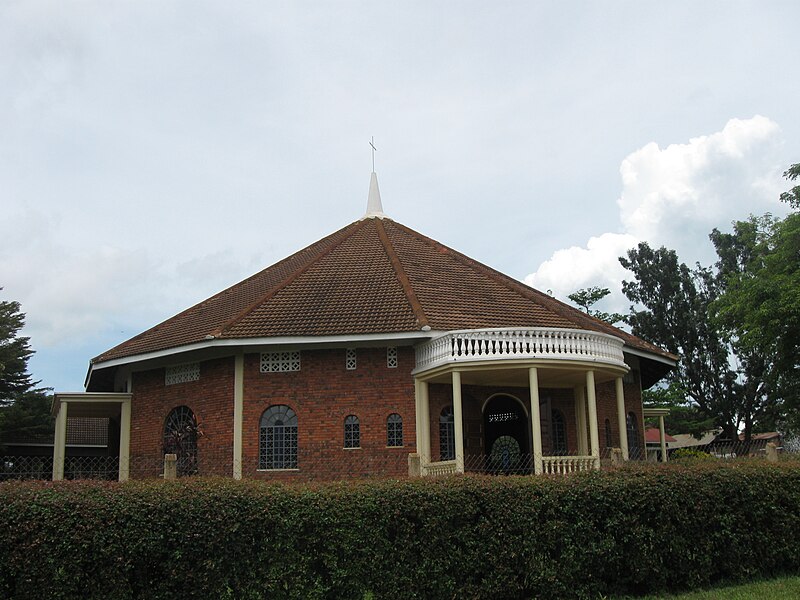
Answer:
[118,398,131,482]
[659,415,668,463]
[615,377,629,461]
[529,367,543,475]
[52,400,68,481]
[574,385,588,455]
[233,353,244,480]
[420,380,431,463]
[452,371,465,473]
[586,371,600,470]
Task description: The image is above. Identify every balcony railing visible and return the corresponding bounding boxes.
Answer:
[414,327,627,373]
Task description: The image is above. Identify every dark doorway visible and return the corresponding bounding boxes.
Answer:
[483,395,530,474]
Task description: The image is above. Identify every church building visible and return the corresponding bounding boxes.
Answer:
[51,172,676,481]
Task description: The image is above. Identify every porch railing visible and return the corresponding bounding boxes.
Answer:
[424,460,458,476]
[541,455,598,474]
[414,327,626,373]
[421,455,600,477]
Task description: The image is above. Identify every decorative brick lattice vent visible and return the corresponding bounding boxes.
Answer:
[260,351,301,373]
[165,363,200,385]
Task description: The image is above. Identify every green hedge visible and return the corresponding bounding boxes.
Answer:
[2,462,800,599]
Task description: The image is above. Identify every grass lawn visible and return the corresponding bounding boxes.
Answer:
[615,575,800,599]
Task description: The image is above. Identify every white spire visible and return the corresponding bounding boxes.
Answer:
[363,171,386,219]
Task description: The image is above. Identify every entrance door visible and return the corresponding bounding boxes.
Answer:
[483,395,530,474]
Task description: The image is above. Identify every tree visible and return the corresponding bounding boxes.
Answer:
[0,290,36,407]
[780,163,800,209]
[0,391,53,446]
[643,382,716,439]
[0,289,52,449]
[620,242,773,441]
[568,286,625,325]
[711,169,800,430]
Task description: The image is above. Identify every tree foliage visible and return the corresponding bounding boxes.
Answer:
[0,290,35,406]
[622,164,800,437]
[567,286,625,325]
[642,382,715,439]
[780,162,800,209]
[711,169,800,430]
[0,288,52,447]
[620,241,772,441]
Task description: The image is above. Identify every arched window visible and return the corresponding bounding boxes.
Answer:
[387,413,403,447]
[259,405,298,469]
[605,419,613,449]
[344,415,360,448]
[627,412,640,458]
[163,406,199,476]
[552,409,568,456]
[439,406,455,461]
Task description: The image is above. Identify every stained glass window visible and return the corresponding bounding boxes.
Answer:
[259,405,298,469]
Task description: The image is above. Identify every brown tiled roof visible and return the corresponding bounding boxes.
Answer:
[93,217,674,363]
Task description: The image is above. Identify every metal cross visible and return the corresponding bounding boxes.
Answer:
[369,136,377,172]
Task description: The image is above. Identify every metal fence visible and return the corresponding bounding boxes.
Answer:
[2,437,798,482]
[1,455,119,481]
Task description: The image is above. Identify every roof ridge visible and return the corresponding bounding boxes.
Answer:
[213,220,369,337]
[374,218,430,329]
[387,221,672,358]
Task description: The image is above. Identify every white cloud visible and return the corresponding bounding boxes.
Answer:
[618,115,784,259]
[525,233,637,307]
[526,116,789,315]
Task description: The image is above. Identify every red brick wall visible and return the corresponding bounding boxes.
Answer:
[128,349,645,480]
[243,346,417,481]
[130,357,235,478]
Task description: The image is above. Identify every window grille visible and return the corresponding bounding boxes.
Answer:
[387,413,403,447]
[259,405,298,469]
[439,406,455,461]
[386,347,398,368]
[344,415,360,448]
[260,351,301,373]
[165,363,200,385]
[552,409,568,455]
[346,348,357,370]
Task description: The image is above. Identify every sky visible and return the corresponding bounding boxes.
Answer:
[1,1,798,392]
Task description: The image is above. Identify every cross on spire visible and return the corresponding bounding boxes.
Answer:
[370,136,377,172]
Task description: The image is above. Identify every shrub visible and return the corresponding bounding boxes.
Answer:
[1,461,800,599]
[670,447,717,461]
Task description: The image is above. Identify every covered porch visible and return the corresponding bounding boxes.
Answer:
[412,327,636,476]
[51,392,132,481]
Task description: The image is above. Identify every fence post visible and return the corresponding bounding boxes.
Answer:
[164,454,177,480]
[766,442,779,463]
[408,453,422,477]
[610,448,623,467]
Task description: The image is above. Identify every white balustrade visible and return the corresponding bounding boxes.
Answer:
[424,460,458,476]
[541,455,598,475]
[414,328,626,373]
